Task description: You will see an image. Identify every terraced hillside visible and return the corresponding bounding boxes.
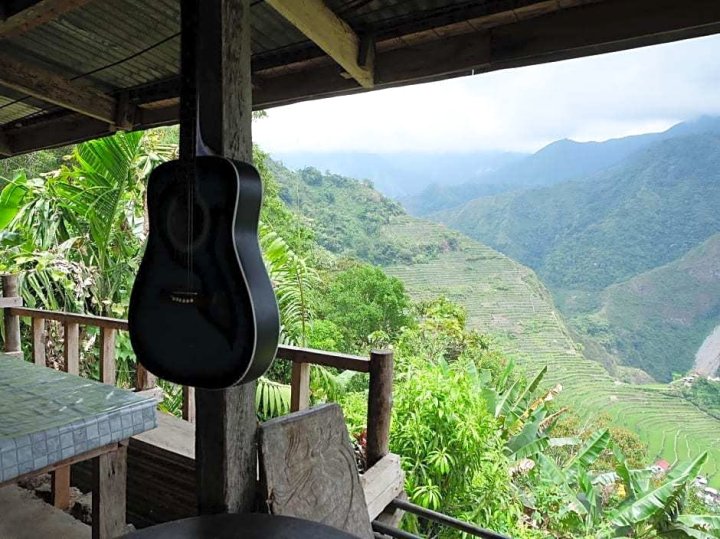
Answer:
[383,216,720,484]
[272,159,720,485]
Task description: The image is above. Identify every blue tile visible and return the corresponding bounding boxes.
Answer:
[4,465,18,480]
[60,432,73,449]
[1,449,17,467]
[30,432,46,445]
[98,421,111,436]
[17,445,32,464]
[0,355,157,482]
[86,423,99,440]
[46,436,59,452]
[15,435,31,448]
[0,438,16,452]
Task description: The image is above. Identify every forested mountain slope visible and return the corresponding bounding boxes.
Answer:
[271,159,720,484]
[433,133,720,381]
[407,115,720,216]
[579,234,720,381]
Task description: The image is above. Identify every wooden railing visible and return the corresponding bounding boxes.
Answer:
[0,275,394,466]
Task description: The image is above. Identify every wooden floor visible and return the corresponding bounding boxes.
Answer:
[0,485,90,539]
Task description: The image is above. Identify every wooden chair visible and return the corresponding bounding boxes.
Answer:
[258,404,374,539]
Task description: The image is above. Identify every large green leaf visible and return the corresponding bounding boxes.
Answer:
[565,429,611,473]
[611,452,708,528]
[513,365,547,410]
[0,172,28,230]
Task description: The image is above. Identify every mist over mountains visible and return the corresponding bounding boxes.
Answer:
[273,150,524,199]
[429,116,720,381]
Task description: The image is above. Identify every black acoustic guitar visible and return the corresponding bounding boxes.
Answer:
[128,0,279,388]
[128,157,280,388]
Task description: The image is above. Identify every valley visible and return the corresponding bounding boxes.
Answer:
[427,120,720,383]
[273,159,720,485]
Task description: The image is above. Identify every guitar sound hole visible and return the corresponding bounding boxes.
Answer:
[166,192,210,254]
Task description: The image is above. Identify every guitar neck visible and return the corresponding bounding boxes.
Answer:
[180,0,222,160]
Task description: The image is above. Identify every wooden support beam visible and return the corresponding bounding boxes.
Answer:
[265,0,374,88]
[91,442,127,539]
[255,0,720,106]
[190,0,258,516]
[0,0,94,39]
[0,55,116,123]
[51,465,71,510]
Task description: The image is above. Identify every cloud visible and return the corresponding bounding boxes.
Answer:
[253,34,720,154]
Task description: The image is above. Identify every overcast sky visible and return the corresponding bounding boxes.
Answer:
[253,34,720,155]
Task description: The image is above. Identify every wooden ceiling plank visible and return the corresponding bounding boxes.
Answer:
[0,55,116,123]
[265,0,374,88]
[0,0,94,39]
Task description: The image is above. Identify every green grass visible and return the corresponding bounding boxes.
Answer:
[384,216,720,485]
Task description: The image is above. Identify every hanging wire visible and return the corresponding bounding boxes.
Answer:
[0,31,181,116]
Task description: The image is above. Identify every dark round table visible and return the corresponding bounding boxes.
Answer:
[124,513,361,538]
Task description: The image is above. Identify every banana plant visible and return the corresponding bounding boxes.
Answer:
[532,430,612,534]
[609,451,717,538]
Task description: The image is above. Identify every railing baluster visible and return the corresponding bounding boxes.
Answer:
[99,327,117,385]
[32,317,46,367]
[64,321,80,375]
[366,349,394,468]
[136,363,157,391]
[290,362,311,412]
[2,275,21,355]
[182,386,196,423]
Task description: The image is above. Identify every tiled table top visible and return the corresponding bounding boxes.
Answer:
[0,355,157,483]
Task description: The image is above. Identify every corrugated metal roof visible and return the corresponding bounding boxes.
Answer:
[5,0,711,156]
[1,0,550,130]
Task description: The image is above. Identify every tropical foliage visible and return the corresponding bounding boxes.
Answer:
[1,130,717,537]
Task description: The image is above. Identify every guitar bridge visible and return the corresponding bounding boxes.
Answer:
[170,291,199,304]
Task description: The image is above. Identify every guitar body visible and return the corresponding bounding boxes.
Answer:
[129,156,279,388]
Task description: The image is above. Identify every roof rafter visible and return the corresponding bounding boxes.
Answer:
[0,55,117,124]
[265,0,374,88]
[0,0,94,39]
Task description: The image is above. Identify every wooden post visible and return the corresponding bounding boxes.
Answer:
[135,364,157,390]
[188,0,258,515]
[31,317,46,366]
[91,442,127,539]
[290,362,311,412]
[51,466,71,510]
[63,321,79,374]
[366,350,394,468]
[182,386,196,423]
[2,275,21,354]
[99,327,116,385]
